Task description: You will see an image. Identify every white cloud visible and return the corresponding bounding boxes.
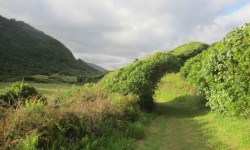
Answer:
[0,0,249,70]
[190,3,250,43]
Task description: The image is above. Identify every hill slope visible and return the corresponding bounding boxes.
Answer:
[0,15,98,80]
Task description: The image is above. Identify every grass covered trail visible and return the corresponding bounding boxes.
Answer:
[138,73,250,150]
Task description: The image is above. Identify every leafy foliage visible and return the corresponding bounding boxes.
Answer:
[17,131,40,150]
[0,82,46,107]
[180,24,250,118]
[99,52,181,110]
[171,42,209,63]
[0,16,99,82]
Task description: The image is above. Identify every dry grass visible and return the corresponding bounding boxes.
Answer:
[0,84,139,149]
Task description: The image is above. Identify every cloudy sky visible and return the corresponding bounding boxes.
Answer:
[1,0,250,70]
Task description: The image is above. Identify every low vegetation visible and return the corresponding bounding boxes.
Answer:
[0,83,147,149]
[24,72,105,84]
[0,82,46,107]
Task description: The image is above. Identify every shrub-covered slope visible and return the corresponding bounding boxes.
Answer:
[181,24,250,118]
[99,52,181,110]
[0,16,97,80]
[171,41,209,63]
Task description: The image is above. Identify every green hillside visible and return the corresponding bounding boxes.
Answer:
[0,15,98,82]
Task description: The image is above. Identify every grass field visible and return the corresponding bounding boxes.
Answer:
[0,82,79,99]
[138,73,250,150]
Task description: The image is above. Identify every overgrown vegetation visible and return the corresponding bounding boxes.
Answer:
[0,83,147,149]
[98,45,207,112]
[1,14,250,149]
[0,82,46,107]
[181,23,250,118]
[99,52,181,111]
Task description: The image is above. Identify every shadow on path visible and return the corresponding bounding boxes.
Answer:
[156,95,208,118]
[139,95,223,150]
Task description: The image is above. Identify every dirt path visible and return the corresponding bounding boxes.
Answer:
[137,96,214,150]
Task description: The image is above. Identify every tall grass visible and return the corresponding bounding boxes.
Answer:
[0,83,146,149]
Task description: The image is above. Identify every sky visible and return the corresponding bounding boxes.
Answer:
[1,0,250,70]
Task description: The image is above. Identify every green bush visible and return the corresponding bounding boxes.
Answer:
[99,52,181,111]
[171,41,209,63]
[181,24,250,118]
[0,82,46,107]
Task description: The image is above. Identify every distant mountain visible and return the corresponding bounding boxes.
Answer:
[88,63,109,72]
[0,15,99,81]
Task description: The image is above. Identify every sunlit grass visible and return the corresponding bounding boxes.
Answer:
[195,113,250,149]
[139,73,250,150]
[154,73,197,103]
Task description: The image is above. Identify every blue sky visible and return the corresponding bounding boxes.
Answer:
[1,0,250,70]
[225,1,249,14]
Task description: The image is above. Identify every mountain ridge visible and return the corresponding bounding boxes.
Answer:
[88,63,109,72]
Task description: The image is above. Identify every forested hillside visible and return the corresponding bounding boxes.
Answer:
[0,16,99,82]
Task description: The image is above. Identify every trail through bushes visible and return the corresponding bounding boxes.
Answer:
[99,52,181,111]
[181,24,250,118]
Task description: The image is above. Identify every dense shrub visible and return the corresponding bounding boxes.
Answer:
[171,42,209,63]
[180,24,250,118]
[0,82,45,107]
[99,52,181,111]
[0,85,140,149]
